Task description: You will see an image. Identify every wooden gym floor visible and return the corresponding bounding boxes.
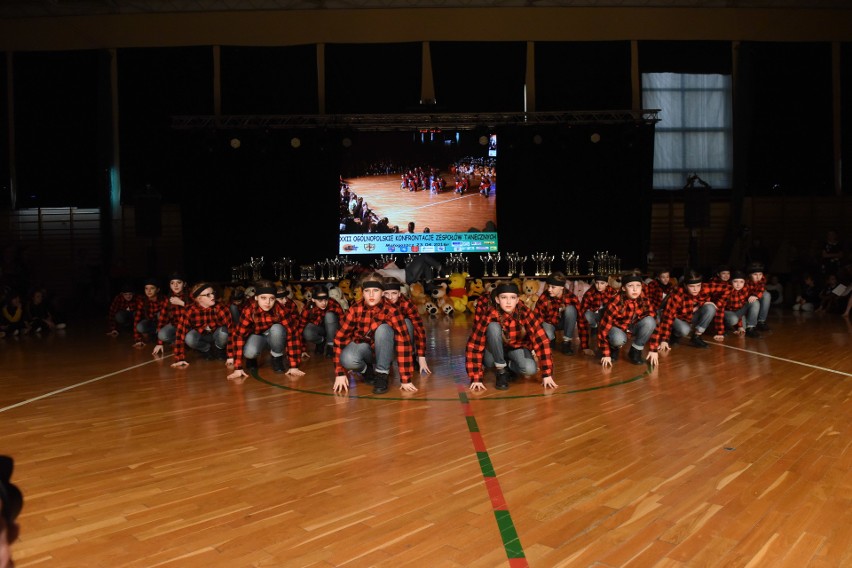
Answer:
[2,309,852,567]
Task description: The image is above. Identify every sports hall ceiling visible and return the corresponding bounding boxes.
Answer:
[0,0,848,19]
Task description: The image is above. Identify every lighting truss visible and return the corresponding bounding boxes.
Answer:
[171,110,661,131]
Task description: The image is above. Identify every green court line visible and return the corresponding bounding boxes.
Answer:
[249,370,651,400]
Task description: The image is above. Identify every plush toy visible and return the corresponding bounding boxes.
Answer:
[447,272,469,314]
[409,282,428,315]
[570,279,591,303]
[430,282,450,312]
[466,278,485,314]
[424,301,439,317]
[520,278,540,311]
[338,278,354,303]
[442,303,455,317]
[328,285,349,311]
[354,283,363,304]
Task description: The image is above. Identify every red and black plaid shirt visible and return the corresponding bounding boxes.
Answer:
[394,295,427,356]
[722,286,751,329]
[532,289,580,326]
[333,299,415,382]
[597,293,657,356]
[173,302,233,362]
[652,286,724,345]
[299,298,346,333]
[746,275,767,300]
[106,293,137,331]
[232,302,304,370]
[577,285,617,349]
[472,293,495,327]
[703,276,732,309]
[133,295,167,342]
[156,292,190,345]
[465,303,552,383]
[645,278,675,313]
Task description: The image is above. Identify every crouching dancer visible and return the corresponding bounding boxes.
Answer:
[465,281,557,392]
[171,282,232,368]
[227,280,305,384]
[332,274,417,395]
[598,275,658,368]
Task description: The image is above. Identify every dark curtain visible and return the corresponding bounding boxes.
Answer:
[431,42,526,112]
[221,45,318,115]
[736,42,833,196]
[325,43,421,114]
[535,41,631,111]
[117,46,213,204]
[842,42,852,196]
[0,54,9,208]
[639,41,732,74]
[13,50,101,208]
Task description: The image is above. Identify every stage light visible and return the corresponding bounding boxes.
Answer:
[532,134,543,145]
[342,137,353,148]
[290,137,301,148]
[478,135,489,146]
[229,138,241,149]
[590,133,601,143]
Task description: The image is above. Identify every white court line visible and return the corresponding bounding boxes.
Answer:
[716,343,852,378]
[390,193,484,217]
[0,355,173,413]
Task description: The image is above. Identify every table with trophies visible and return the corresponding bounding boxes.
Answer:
[228,251,625,285]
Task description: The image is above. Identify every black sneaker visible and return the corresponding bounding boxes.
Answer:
[609,344,620,362]
[372,372,389,395]
[271,356,285,373]
[628,347,645,365]
[757,321,770,332]
[690,335,709,349]
[560,341,574,355]
[669,335,680,346]
[202,347,217,361]
[362,366,376,385]
[214,346,228,360]
[324,344,334,359]
[314,342,324,355]
[244,358,258,373]
[745,327,761,339]
[495,369,510,390]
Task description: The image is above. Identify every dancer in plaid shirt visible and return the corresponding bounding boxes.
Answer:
[132,278,166,348]
[645,269,675,315]
[703,266,732,310]
[300,285,345,358]
[465,281,557,392]
[598,275,658,367]
[332,273,417,395]
[533,272,580,355]
[721,271,761,338]
[106,282,137,336]
[227,281,305,384]
[746,263,772,331]
[578,273,617,355]
[652,270,723,352]
[382,279,432,375]
[170,282,232,368]
[152,273,189,356]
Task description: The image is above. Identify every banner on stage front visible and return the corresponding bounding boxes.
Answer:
[339,232,498,255]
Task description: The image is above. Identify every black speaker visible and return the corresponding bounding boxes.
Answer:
[684,189,710,229]
[134,195,162,238]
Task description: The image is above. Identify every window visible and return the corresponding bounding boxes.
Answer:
[642,73,732,190]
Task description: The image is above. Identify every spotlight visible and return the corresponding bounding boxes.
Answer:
[590,133,601,143]
[290,137,301,149]
[532,134,543,145]
[341,137,353,148]
[229,138,241,149]
[478,135,489,146]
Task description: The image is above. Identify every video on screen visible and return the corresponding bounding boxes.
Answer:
[337,130,498,255]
